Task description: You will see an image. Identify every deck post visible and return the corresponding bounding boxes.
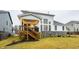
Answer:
[27,24,29,40]
[40,19,42,39]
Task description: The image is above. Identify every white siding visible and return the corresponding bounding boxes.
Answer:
[0,13,12,34]
[66,24,79,32]
[53,25,64,31]
[20,14,54,32]
[32,14,54,32]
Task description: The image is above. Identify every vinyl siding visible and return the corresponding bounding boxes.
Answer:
[20,14,54,32]
[0,13,12,34]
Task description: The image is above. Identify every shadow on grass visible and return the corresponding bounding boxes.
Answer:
[6,35,78,46]
[6,39,39,46]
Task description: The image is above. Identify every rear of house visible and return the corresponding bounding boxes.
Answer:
[0,11,13,39]
[18,10,67,37]
[18,11,55,37]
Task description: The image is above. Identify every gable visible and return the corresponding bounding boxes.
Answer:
[19,14,41,20]
[54,21,64,26]
[65,21,79,26]
[21,10,55,16]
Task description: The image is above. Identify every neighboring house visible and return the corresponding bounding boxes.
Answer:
[18,10,66,37]
[65,21,79,32]
[0,11,13,39]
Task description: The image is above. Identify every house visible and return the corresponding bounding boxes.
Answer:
[0,11,13,39]
[18,10,66,37]
[65,21,79,33]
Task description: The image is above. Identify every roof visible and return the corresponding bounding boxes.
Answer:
[54,21,64,26]
[18,14,42,20]
[8,12,13,24]
[0,10,13,24]
[0,10,9,13]
[21,10,55,16]
[65,21,79,25]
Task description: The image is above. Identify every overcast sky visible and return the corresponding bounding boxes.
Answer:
[52,10,79,24]
[9,10,79,26]
[9,10,22,26]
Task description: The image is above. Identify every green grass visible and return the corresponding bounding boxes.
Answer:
[0,36,20,48]
[1,35,79,49]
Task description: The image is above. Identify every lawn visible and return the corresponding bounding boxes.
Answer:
[0,35,79,49]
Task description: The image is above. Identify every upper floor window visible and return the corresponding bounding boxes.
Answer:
[43,19,48,24]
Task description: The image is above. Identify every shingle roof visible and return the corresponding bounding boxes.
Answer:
[18,14,42,20]
[65,21,79,25]
[21,10,55,16]
[8,12,13,24]
[54,21,64,26]
[0,10,9,13]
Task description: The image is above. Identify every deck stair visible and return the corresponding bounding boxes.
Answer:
[19,19,40,41]
[19,27,40,41]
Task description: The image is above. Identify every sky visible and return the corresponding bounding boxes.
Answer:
[9,10,79,26]
[52,10,79,24]
[9,10,22,26]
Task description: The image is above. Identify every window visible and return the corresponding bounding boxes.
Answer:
[44,25,48,31]
[71,24,73,26]
[41,25,48,31]
[49,25,51,31]
[12,27,13,32]
[66,27,70,31]
[77,28,78,32]
[55,25,57,30]
[49,21,51,24]
[3,28,5,32]
[62,26,64,31]
[41,25,49,31]
[43,19,48,24]
[6,21,8,25]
